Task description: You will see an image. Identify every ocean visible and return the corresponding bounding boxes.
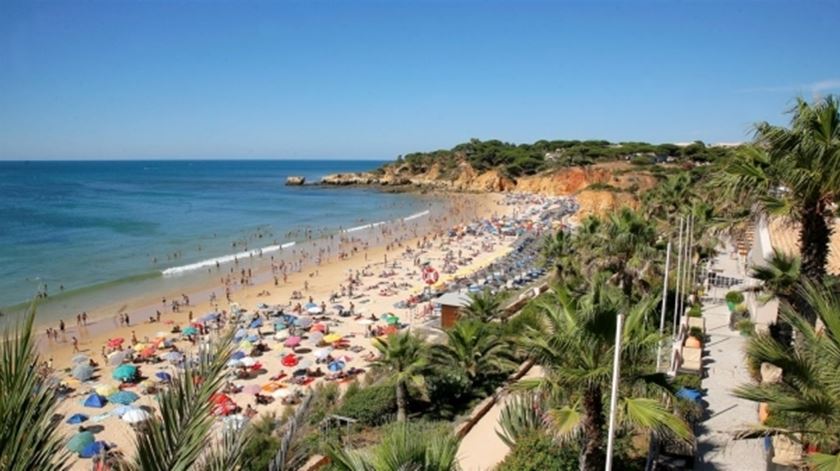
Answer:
[0,160,433,323]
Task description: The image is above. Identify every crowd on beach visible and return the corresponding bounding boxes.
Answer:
[37,193,576,468]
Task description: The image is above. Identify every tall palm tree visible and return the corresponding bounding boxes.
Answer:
[122,328,244,471]
[430,320,515,390]
[0,304,69,471]
[328,421,460,471]
[718,96,840,291]
[462,290,503,323]
[734,280,840,470]
[542,229,579,281]
[371,331,428,422]
[519,279,690,471]
[751,249,801,305]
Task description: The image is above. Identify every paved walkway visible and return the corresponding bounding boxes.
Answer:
[694,250,766,470]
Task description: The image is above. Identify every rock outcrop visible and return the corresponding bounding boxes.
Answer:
[285,176,306,186]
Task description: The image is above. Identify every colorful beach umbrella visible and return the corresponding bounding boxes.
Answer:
[83,393,107,408]
[328,360,346,372]
[314,347,333,359]
[284,336,301,347]
[227,359,243,368]
[230,351,247,360]
[106,338,124,349]
[65,413,88,424]
[249,318,263,329]
[109,390,139,405]
[240,357,257,367]
[307,332,324,344]
[112,364,138,382]
[95,383,118,397]
[67,431,95,452]
[108,350,131,366]
[155,371,172,382]
[242,384,261,395]
[234,328,247,340]
[295,317,313,328]
[163,351,183,362]
[122,408,151,424]
[181,326,198,336]
[79,441,108,459]
[323,334,342,344]
[311,323,326,333]
[72,364,94,381]
[110,405,135,417]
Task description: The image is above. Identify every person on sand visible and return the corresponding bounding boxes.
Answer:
[71,336,79,353]
[131,331,138,345]
[59,320,65,340]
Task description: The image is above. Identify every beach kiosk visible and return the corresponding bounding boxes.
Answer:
[436,292,472,329]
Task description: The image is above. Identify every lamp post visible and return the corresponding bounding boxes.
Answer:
[605,313,624,471]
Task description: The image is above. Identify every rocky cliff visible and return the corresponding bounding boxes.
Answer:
[321,161,658,217]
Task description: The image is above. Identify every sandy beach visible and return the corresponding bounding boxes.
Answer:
[40,192,572,469]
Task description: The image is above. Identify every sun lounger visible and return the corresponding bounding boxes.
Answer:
[678,346,703,375]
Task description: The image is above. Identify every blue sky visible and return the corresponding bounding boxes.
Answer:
[1,0,838,160]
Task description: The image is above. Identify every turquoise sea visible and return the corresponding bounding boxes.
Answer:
[0,160,431,321]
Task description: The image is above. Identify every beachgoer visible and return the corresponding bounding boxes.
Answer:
[71,336,79,353]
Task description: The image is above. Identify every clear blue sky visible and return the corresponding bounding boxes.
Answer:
[1,0,838,160]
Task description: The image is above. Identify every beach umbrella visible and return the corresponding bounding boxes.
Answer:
[112,364,138,382]
[163,351,184,363]
[109,390,139,405]
[230,351,247,360]
[281,354,298,367]
[328,360,346,372]
[108,350,131,366]
[273,331,288,342]
[111,405,135,417]
[242,384,261,395]
[106,338,124,349]
[304,302,318,310]
[95,383,119,397]
[307,332,324,344]
[271,388,292,399]
[295,317,312,328]
[132,343,148,352]
[72,354,90,365]
[65,413,88,424]
[323,334,342,344]
[122,408,151,424]
[83,393,107,408]
[314,347,333,359]
[284,336,301,348]
[273,321,286,331]
[67,431,95,453]
[139,346,157,358]
[249,318,263,329]
[298,359,313,370]
[239,340,253,351]
[311,323,326,333]
[240,357,257,367]
[155,371,172,382]
[306,306,322,315]
[138,379,156,394]
[385,315,400,325]
[227,359,243,368]
[246,334,260,343]
[181,326,198,336]
[72,364,94,382]
[79,441,108,459]
[261,382,281,392]
[234,328,247,340]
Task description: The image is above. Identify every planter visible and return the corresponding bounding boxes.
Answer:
[727,301,736,312]
[685,336,702,349]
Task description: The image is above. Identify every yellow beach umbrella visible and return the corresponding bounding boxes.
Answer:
[95,383,118,396]
[239,340,253,351]
[133,343,147,352]
[323,334,342,344]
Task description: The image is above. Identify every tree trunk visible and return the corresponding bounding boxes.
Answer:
[797,206,832,325]
[579,386,606,471]
[396,379,407,422]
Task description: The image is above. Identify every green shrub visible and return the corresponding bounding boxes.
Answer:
[335,384,397,426]
[496,432,578,471]
[725,291,744,305]
[736,319,755,336]
[688,305,702,318]
[689,326,704,339]
[672,373,702,390]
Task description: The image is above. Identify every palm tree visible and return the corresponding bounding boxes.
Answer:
[122,328,244,471]
[542,229,579,281]
[328,421,460,471]
[519,279,690,471]
[430,320,515,390]
[371,331,428,422]
[0,304,69,471]
[462,290,503,323]
[750,249,801,305]
[734,280,840,469]
[718,96,840,293]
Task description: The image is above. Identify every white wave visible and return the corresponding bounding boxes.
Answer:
[162,241,295,276]
[403,210,430,222]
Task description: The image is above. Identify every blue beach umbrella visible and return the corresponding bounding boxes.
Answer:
[79,441,108,459]
[328,360,346,372]
[83,393,107,408]
[304,302,318,310]
[66,413,88,424]
[111,405,135,417]
[246,334,259,343]
[230,351,246,360]
[67,431,95,452]
[249,318,263,329]
[72,354,90,364]
[112,364,138,382]
[234,328,247,340]
[72,364,95,381]
[163,351,183,362]
[155,371,172,382]
[109,390,139,405]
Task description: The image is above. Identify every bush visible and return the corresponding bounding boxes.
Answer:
[688,305,702,318]
[672,373,702,390]
[689,326,704,339]
[725,291,744,305]
[496,432,578,471]
[335,384,397,426]
[736,319,755,336]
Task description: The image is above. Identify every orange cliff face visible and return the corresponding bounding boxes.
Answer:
[321,161,658,218]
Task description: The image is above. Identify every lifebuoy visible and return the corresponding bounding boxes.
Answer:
[422,266,439,285]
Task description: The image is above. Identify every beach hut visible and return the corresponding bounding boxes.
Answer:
[67,431,95,453]
[435,292,472,329]
[83,393,107,408]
